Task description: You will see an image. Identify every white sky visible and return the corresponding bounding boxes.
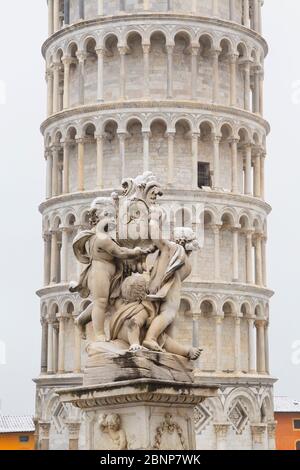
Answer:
[0,1,299,415]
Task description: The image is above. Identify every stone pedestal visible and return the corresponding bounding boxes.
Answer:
[58,379,217,450]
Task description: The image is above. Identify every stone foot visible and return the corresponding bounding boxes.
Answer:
[142,340,164,352]
[188,347,203,361]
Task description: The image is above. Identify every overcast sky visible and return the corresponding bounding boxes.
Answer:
[0,1,299,415]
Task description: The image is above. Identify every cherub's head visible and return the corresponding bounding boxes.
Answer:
[174,227,200,253]
[89,197,116,234]
[121,274,147,303]
[106,414,121,432]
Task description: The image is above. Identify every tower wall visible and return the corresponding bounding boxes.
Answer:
[36,0,275,450]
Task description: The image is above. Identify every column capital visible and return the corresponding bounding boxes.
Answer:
[210,48,221,58]
[211,133,222,142]
[76,51,87,62]
[62,55,74,66]
[166,44,175,54]
[95,133,104,141]
[39,421,51,437]
[214,423,230,437]
[190,44,200,56]
[95,47,105,56]
[66,421,81,438]
[211,224,222,234]
[255,319,267,328]
[166,130,176,139]
[214,314,224,323]
[267,421,277,438]
[228,52,239,63]
[251,423,267,437]
[142,130,151,139]
[117,131,129,140]
[228,137,239,145]
[118,45,129,56]
[142,43,151,54]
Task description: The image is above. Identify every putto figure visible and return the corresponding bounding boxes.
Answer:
[70,172,202,362]
[70,198,153,342]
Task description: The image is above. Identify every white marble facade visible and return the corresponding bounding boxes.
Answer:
[35,0,275,450]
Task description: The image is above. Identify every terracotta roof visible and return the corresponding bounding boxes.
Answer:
[0,416,35,434]
[274,397,300,413]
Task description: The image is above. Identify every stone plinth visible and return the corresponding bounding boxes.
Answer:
[58,379,218,450]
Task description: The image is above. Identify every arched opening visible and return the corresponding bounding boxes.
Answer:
[83,123,96,190]
[173,32,192,99]
[198,121,214,188]
[149,32,167,99]
[220,212,235,282]
[199,300,215,372]
[198,34,213,102]
[103,120,119,187]
[219,39,232,106]
[84,38,97,104]
[126,33,143,100]
[174,119,192,187]
[220,124,234,191]
[125,118,143,178]
[149,119,168,183]
[104,34,120,101]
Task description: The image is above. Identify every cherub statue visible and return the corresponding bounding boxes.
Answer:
[142,226,201,356]
[99,414,127,450]
[110,273,202,360]
[70,198,153,342]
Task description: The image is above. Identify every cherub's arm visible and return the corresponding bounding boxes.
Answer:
[148,239,171,294]
[99,237,152,260]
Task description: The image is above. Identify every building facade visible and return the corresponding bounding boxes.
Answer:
[35,0,276,450]
[275,397,300,451]
[0,416,35,450]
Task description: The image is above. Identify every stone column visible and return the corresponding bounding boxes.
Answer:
[77,52,86,105]
[253,0,260,32]
[255,235,263,286]
[167,132,175,186]
[64,0,70,25]
[142,44,150,99]
[257,0,263,34]
[229,53,238,107]
[143,131,150,173]
[234,316,241,372]
[53,323,59,373]
[46,69,54,116]
[212,49,220,103]
[41,317,48,373]
[192,314,200,368]
[214,424,230,450]
[215,315,223,373]
[256,319,266,374]
[254,153,261,198]
[232,227,239,281]
[166,45,174,99]
[48,0,54,36]
[43,234,51,286]
[259,69,264,115]
[52,63,60,113]
[77,138,85,191]
[267,422,277,450]
[96,48,104,102]
[244,144,252,195]
[118,132,126,181]
[229,0,235,20]
[212,0,219,16]
[262,236,267,287]
[96,134,104,189]
[46,149,53,199]
[246,231,254,284]
[212,225,220,281]
[192,133,199,189]
[47,319,54,373]
[243,0,250,27]
[264,321,270,374]
[230,138,239,193]
[50,231,58,284]
[53,0,60,32]
[67,421,81,450]
[260,152,265,200]
[118,47,127,100]
[253,66,260,113]
[57,314,66,374]
[63,140,70,194]
[98,0,104,15]
[167,0,173,11]
[251,424,267,450]
[62,57,71,109]
[61,228,69,283]
[212,134,221,189]
[74,318,82,373]
[248,317,256,373]
[39,422,51,451]
[191,46,199,100]
[242,61,251,111]
[79,0,85,19]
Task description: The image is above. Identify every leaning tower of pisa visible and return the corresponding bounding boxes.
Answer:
[35,0,276,450]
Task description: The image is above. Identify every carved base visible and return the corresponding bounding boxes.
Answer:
[84,346,195,385]
[58,379,218,450]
